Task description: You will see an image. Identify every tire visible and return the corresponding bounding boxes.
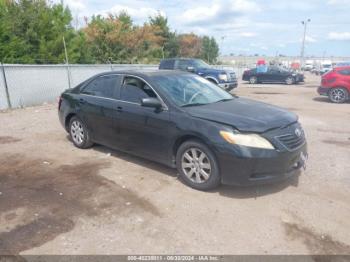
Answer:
[328,87,349,104]
[69,116,93,149]
[176,140,220,191]
[285,76,295,85]
[249,76,258,84]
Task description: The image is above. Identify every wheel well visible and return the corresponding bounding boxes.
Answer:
[205,77,218,84]
[65,113,76,131]
[173,135,208,158]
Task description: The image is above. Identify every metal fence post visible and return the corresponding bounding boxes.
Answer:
[1,62,12,109]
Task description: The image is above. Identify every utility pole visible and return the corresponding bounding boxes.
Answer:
[300,19,311,68]
[220,36,226,57]
[63,36,72,89]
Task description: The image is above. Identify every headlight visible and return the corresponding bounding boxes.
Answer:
[218,73,228,82]
[219,131,275,149]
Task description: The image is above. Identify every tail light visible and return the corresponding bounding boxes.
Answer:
[58,96,63,110]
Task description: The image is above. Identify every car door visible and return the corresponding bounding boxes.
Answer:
[116,75,171,163]
[265,67,281,82]
[78,74,122,147]
[175,59,194,72]
[339,69,350,85]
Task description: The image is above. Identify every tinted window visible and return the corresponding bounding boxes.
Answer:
[121,76,157,103]
[160,59,175,69]
[175,60,192,70]
[81,75,121,98]
[338,69,350,76]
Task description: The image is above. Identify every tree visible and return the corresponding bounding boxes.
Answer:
[84,13,163,63]
[200,36,219,63]
[178,33,202,58]
[0,0,88,63]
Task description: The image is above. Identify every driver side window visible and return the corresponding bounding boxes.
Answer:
[176,60,192,70]
[121,76,157,104]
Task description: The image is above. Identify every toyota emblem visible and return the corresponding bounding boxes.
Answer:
[295,128,302,137]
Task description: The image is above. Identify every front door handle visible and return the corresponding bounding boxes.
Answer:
[79,98,86,104]
[117,106,123,112]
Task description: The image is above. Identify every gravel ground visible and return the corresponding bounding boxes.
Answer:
[0,73,349,255]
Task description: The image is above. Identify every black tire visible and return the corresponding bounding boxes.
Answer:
[328,87,349,104]
[285,76,295,85]
[176,140,220,191]
[249,76,258,84]
[69,116,93,149]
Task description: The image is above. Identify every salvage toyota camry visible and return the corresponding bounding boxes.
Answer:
[58,70,307,190]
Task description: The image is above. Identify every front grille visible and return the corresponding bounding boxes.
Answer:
[229,73,236,81]
[276,132,305,150]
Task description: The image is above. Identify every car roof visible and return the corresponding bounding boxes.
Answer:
[93,69,191,78]
[161,57,199,61]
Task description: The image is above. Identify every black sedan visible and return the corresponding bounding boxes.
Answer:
[243,66,304,85]
[58,70,307,190]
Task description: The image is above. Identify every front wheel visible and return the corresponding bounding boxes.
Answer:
[69,116,93,149]
[176,140,220,191]
[328,88,349,103]
[285,76,295,85]
[249,76,258,84]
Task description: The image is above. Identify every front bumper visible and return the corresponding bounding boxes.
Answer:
[213,142,307,186]
[218,81,238,90]
[318,86,331,96]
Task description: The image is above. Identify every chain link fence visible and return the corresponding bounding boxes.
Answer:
[0,63,241,110]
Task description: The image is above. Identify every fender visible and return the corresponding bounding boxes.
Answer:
[204,76,219,84]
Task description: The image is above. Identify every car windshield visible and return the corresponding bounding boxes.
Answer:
[192,59,211,69]
[152,75,233,107]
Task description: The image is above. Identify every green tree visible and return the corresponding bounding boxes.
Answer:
[200,36,219,64]
[149,12,180,58]
[0,0,89,63]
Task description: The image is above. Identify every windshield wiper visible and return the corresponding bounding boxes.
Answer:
[181,103,207,107]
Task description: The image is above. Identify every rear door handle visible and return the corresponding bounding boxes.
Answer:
[117,106,123,112]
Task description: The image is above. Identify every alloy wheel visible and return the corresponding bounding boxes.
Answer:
[286,77,294,85]
[249,76,257,84]
[330,88,347,103]
[181,148,211,184]
[70,120,85,145]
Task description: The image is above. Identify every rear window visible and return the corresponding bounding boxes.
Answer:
[159,59,175,69]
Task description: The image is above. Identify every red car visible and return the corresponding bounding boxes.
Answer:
[318,66,350,103]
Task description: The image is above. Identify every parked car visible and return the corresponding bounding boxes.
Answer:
[303,60,314,71]
[159,58,238,91]
[58,70,307,190]
[335,61,350,68]
[242,66,304,85]
[317,66,350,103]
[320,61,333,75]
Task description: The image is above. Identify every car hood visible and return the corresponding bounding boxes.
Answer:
[183,98,298,133]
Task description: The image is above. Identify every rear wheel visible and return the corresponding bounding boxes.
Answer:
[328,87,349,103]
[176,140,220,191]
[285,76,295,85]
[69,116,93,149]
[249,76,258,84]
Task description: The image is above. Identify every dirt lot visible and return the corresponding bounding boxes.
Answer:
[0,73,349,255]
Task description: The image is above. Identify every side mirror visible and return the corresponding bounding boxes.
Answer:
[186,66,195,72]
[141,97,162,109]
